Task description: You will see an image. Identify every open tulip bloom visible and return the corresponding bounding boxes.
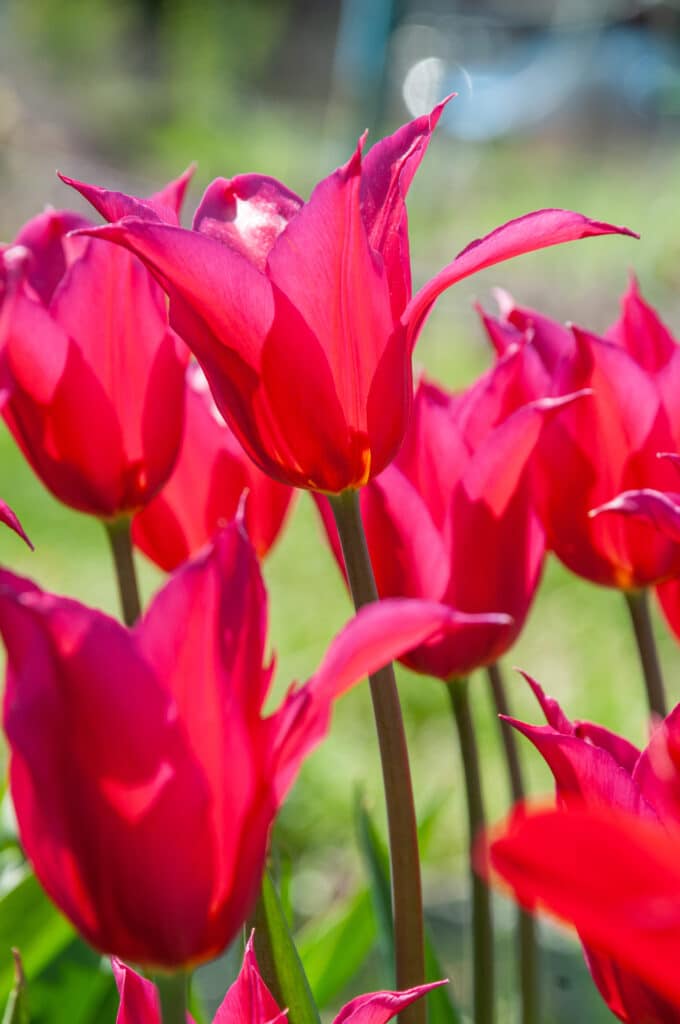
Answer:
[0,518,506,969]
[62,100,634,493]
[484,675,680,1020]
[114,933,446,1024]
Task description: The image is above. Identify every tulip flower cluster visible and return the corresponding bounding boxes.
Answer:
[2,93,679,1024]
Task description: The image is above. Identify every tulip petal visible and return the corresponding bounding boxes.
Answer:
[269,598,510,800]
[360,467,450,602]
[266,144,395,428]
[506,676,652,816]
[332,981,448,1024]
[14,208,92,304]
[591,488,680,544]
[61,168,195,227]
[78,220,273,370]
[0,574,215,965]
[0,499,32,549]
[404,210,637,349]
[49,239,186,489]
[213,933,283,1024]
[360,96,452,314]
[113,958,161,1024]
[485,805,680,1009]
[607,273,676,372]
[193,175,302,271]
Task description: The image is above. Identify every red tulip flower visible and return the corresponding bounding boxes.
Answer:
[320,355,573,679]
[589,455,680,644]
[132,363,294,571]
[479,280,680,589]
[1,520,489,968]
[63,104,633,492]
[114,933,445,1024]
[492,674,680,1021]
[0,172,192,518]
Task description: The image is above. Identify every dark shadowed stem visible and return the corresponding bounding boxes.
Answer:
[449,678,494,1024]
[104,517,142,626]
[155,971,188,1024]
[624,589,667,718]
[329,490,425,1024]
[487,662,539,1024]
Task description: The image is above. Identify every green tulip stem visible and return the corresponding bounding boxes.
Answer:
[155,970,188,1024]
[487,662,540,1024]
[624,588,667,718]
[104,516,142,626]
[449,677,494,1024]
[329,489,425,1024]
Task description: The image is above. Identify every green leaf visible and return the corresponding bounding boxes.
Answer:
[297,889,376,1009]
[258,871,321,1024]
[0,870,75,1001]
[2,951,28,1024]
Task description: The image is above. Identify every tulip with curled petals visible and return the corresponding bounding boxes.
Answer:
[62,103,634,493]
[484,677,680,1022]
[1,519,500,969]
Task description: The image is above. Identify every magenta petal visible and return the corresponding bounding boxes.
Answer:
[60,170,194,227]
[591,489,680,543]
[78,220,273,367]
[404,209,637,349]
[607,274,677,372]
[193,175,302,271]
[361,468,450,602]
[112,958,161,1024]
[332,981,448,1024]
[309,598,501,705]
[266,145,394,424]
[13,208,92,304]
[360,96,452,312]
[213,933,283,1024]
[0,499,32,549]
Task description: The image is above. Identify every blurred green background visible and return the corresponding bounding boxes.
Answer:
[1,1,680,1021]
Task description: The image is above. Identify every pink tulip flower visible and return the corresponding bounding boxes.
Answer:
[0,170,193,517]
[319,355,574,679]
[491,674,680,1021]
[1,520,495,968]
[63,102,634,493]
[479,281,680,589]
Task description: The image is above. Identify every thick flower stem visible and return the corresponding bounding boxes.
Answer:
[624,588,667,718]
[155,971,188,1024]
[329,490,425,1024]
[487,662,539,1024]
[449,677,494,1024]
[104,516,142,626]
